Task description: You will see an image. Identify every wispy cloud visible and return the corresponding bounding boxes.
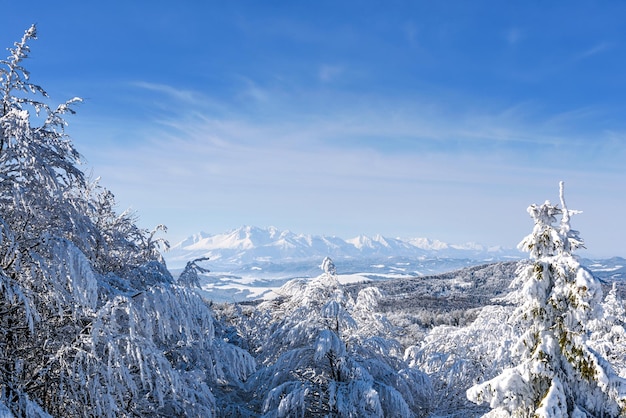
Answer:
[235,77,272,103]
[132,81,206,105]
[74,80,626,255]
[505,27,523,45]
[85,98,619,214]
[318,64,344,82]
[114,81,624,164]
[404,21,419,47]
[575,41,612,61]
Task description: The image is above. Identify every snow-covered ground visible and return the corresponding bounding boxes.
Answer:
[177,256,512,303]
[186,256,626,303]
[197,272,377,302]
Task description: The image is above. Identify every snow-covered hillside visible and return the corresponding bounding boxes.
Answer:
[165,225,521,269]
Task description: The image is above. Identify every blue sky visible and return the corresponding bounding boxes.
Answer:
[3,1,626,257]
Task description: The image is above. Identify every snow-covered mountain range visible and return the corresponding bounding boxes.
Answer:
[164,225,521,269]
[163,226,626,303]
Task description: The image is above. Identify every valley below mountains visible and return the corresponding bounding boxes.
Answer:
[165,226,626,303]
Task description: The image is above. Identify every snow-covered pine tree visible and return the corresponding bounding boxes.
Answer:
[467,182,626,416]
[251,257,433,417]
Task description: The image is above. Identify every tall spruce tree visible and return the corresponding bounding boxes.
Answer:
[467,182,626,416]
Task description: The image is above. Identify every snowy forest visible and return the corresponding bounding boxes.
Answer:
[2,25,626,417]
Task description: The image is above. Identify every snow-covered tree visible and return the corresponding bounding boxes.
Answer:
[177,256,210,288]
[406,304,518,416]
[82,181,169,275]
[467,182,626,416]
[587,283,626,379]
[49,278,255,417]
[0,26,255,417]
[251,257,433,417]
[0,25,90,415]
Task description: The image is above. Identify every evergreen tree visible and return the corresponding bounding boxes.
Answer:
[467,182,626,416]
[252,257,433,417]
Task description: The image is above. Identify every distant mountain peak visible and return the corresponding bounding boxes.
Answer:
[165,226,521,269]
[408,237,449,251]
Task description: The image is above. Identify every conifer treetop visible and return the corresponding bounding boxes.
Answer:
[518,181,584,259]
